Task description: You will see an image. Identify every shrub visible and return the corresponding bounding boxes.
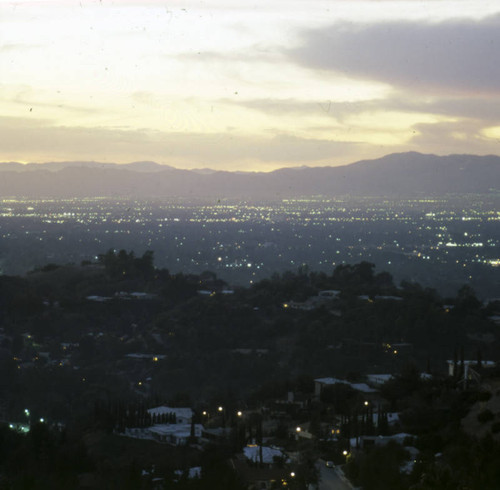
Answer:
[477,409,494,423]
[477,391,492,402]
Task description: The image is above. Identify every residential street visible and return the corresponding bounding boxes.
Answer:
[317,460,353,490]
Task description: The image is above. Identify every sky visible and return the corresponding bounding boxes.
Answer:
[2,0,500,171]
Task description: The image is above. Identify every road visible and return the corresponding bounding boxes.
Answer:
[316,460,353,490]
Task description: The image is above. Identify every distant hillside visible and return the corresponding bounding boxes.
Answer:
[0,152,499,198]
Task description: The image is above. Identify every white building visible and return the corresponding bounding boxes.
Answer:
[148,423,203,445]
[243,445,287,465]
[366,374,394,386]
[123,423,203,446]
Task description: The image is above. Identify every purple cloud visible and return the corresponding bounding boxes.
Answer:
[291,15,500,95]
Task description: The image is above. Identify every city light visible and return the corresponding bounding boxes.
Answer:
[1,196,496,291]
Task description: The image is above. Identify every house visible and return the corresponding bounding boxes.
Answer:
[350,383,378,394]
[232,348,269,356]
[271,391,311,415]
[123,422,203,445]
[371,412,400,426]
[314,377,377,398]
[148,423,203,445]
[243,445,287,465]
[314,377,348,397]
[113,291,157,300]
[283,291,341,312]
[366,374,394,387]
[126,353,166,361]
[173,467,201,481]
[318,290,341,298]
[287,301,315,311]
[86,295,112,302]
[447,360,496,377]
[131,292,157,300]
[488,315,500,325]
[350,433,413,450]
[121,406,200,446]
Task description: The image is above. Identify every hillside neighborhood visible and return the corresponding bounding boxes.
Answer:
[1,254,500,488]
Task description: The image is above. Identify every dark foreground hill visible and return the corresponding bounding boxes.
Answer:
[0,152,499,198]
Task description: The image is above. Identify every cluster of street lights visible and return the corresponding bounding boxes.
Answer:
[200,407,244,428]
[201,407,243,418]
[8,409,46,434]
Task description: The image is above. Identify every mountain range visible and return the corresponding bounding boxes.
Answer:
[0,152,499,199]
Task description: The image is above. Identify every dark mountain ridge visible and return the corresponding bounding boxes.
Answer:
[0,152,498,198]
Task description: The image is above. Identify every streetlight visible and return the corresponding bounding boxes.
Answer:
[218,406,225,427]
[237,411,243,417]
[295,426,301,440]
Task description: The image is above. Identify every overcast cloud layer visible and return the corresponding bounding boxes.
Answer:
[291,15,500,95]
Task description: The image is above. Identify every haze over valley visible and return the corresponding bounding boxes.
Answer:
[1,154,499,299]
[1,152,499,198]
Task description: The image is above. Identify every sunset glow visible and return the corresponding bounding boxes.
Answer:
[2,0,500,170]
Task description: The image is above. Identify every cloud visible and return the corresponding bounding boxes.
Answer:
[3,114,499,171]
[176,46,283,63]
[290,14,500,95]
[0,43,40,53]
[407,119,500,155]
[227,92,500,125]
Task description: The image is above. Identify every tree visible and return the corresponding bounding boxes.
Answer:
[456,285,481,313]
